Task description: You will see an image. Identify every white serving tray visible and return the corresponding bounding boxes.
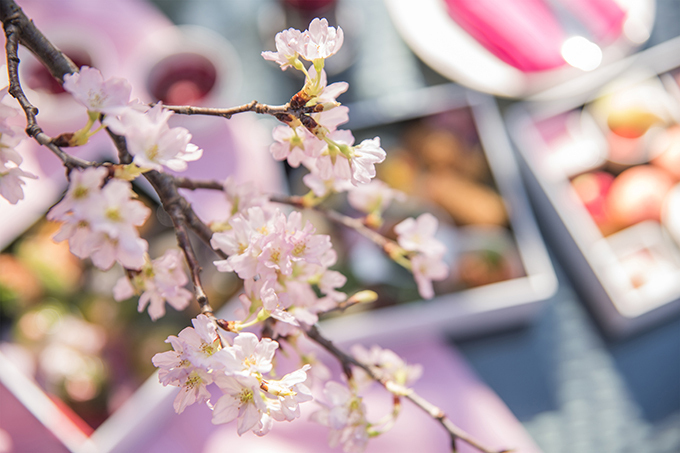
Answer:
[507,37,680,337]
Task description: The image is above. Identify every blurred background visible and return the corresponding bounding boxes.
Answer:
[0,0,679,452]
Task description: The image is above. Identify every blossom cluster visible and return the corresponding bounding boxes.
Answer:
[311,344,423,452]
[63,66,202,172]
[152,315,313,436]
[265,19,386,196]
[112,249,193,320]
[0,88,36,205]
[211,205,346,332]
[47,167,151,270]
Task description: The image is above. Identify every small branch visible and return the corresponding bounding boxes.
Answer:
[173,176,224,191]
[146,170,214,315]
[182,203,227,259]
[162,101,291,120]
[305,325,509,453]
[105,127,215,315]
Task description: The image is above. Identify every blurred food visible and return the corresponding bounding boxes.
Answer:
[651,125,680,179]
[571,171,616,234]
[606,165,674,228]
[425,173,507,226]
[363,108,520,293]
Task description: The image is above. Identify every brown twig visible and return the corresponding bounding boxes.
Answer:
[162,101,290,119]
[173,176,224,191]
[305,325,510,453]
[104,127,215,315]
[162,94,328,138]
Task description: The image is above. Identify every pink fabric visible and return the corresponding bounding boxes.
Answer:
[0,384,70,453]
[135,336,541,453]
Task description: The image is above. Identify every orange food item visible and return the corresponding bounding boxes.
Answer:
[606,165,674,228]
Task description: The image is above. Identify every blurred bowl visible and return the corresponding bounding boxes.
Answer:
[125,25,243,107]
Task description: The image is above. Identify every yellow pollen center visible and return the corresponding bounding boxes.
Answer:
[73,186,88,199]
[293,242,306,256]
[239,388,253,403]
[185,374,202,389]
[106,207,122,222]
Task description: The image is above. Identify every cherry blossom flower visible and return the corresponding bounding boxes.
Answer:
[351,344,422,391]
[0,124,25,165]
[85,179,151,268]
[112,249,193,321]
[262,365,313,422]
[302,66,348,104]
[302,171,353,197]
[411,253,449,300]
[176,314,223,369]
[258,223,295,277]
[261,28,304,71]
[315,129,354,182]
[310,68,349,104]
[0,90,33,205]
[301,18,344,62]
[394,213,446,257]
[318,269,347,302]
[49,170,151,270]
[0,163,36,204]
[105,103,202,172]
[212,374,269,435]
[270,125,325,168]
[239,277,298,326]
[222,177,270,219]
[63,66,131,115]
[211,206,278,279]
[286,211,333,265]
[216,332,278,376]
[311,381,369,453]
[350,137,386,185]
[171,367,214,414]
[312,105,350,133]
[87,230,149,270]
[0,87,19,119]
[312,131,385,187]
[347,180,405,215]
[47,167,108,220]
[152,328,216,414]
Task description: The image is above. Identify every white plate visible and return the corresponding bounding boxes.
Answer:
[385,0,655,98]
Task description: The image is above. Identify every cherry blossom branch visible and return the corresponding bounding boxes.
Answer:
[1,0,219,316]
[162,101,290,119]
[159,179,227,258]
[146,172,214,315]
[105,128,216,315]
[162,92,328,135]
[305,325,510,453]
